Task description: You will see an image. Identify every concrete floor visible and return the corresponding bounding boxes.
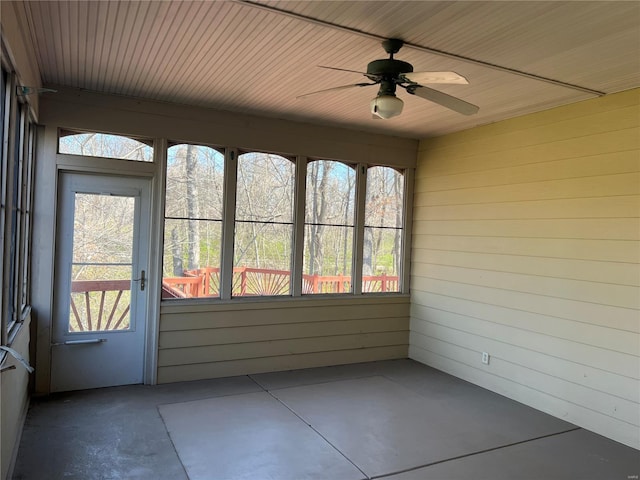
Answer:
[13,359,639,479]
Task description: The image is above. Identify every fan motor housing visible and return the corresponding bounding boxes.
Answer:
[366,59,413,77]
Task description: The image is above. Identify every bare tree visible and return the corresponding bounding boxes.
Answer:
[185,144,200,270]
[306,161,331,274]
[364,166,404,278]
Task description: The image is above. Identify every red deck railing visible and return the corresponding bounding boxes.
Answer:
[69,279,131,332]
[162,267,399,298]
[70,269,399,325]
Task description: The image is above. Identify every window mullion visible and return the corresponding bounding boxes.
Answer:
[401,168,414,294]
[21,121,35,308]
[0,70,10,345]
[220,148,238,300]
[352,163,367,295]
[291,156,307,296]
[153,136,168,304]
[13,104,25,321]
[1,73,17,341]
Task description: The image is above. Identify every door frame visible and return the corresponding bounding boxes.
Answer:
[47,160,162,393]
[30,125,166,394]
[51,172,152,391]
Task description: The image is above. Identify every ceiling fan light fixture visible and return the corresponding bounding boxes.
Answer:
[370,94,404,119]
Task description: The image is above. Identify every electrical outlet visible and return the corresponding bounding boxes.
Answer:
[481,352,490,365]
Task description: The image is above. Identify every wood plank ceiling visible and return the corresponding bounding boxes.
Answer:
[12,0,640,139]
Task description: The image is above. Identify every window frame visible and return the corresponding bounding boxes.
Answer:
[159,146,410,302]
[232,149,296,298]
[302,158,357,295]
[57,128,155,163]
[1,66,37,346]
[7,98,25,333]
[162,142,227,299]
[362,165,406,294]
[0,66,9,342]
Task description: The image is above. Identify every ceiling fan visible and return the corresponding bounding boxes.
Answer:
[298,38,479,119]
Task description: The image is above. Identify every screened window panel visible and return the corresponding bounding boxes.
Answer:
[233,152,294,297]
[303,160,355,294]
[163,144,225,299]
[362,166,404,293]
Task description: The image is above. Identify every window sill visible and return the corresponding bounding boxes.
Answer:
[161,291,410,306]
[6,305,31,347]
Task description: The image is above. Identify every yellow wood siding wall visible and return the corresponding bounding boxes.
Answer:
[411,88,640,449]
[158,296,409,383]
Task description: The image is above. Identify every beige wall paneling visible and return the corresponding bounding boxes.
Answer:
[416,150,640,194]
[409,341,639,452]
[0,316,31,480]
[160,317,407,350]
[411,88,640,449]
[416,172,640,206]
[413,263,638,308]
[159,346,407,384]
[158,296,410,383]
[413,277,638,333]
[413,236,639,263]
[39,87,418,169]
[412,250,639,285]
[413,218,640,240]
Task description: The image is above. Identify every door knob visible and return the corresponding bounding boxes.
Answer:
[133,270,146,291]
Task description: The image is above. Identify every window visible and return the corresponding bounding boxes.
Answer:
[163,144,225,298]
[58,130,153,162]
[303,160,355,294]
[7,102,24,332]
[363,166,404,293]
[1,67,36,344]
[0,67,7,334]
[233,152,295,297]
[160,146,408,301]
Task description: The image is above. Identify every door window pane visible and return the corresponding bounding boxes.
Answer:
[163,144,224,298]
[362,167,404,293]
[233,152,294,297]
[303,160,355,294]
[69,194,134,332]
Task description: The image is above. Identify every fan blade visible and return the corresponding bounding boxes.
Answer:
[318,65,369,75]
[296,83,375,99]
[403,71,469,85]
[406,85,479,115]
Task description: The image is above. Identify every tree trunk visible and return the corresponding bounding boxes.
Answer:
[185,144,200,270]
[312,162,330,274]
[341,168,354,275]
[171,228,184,276]
[363,228,373,276]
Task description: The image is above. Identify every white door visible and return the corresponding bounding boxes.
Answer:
[51,173,151,392]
